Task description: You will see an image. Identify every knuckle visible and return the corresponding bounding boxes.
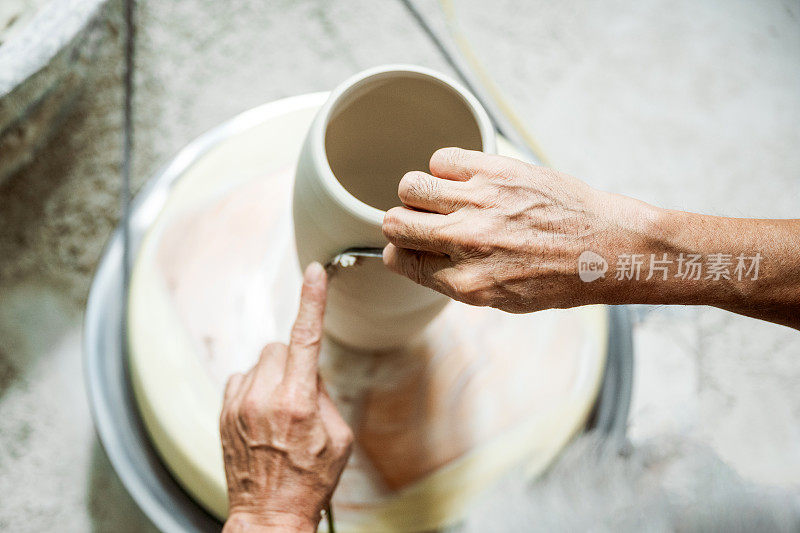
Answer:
[385,206,405,223]
[458,228,493,255]
[239,394,266,418]
[290,323,322,349]
[401,252,424,285]
[329,423,354,452]
[236,406,261,431]
[411,258,426,285]
[289,405,315,422]
[451,269,477,292]
[398,171,430,201]
[267,396,290,417]
[334,431,354,455]
[449,269,490,305]
[430,267,453,294]
[270,388,315,422]
[382,246,399,271]
[341,426,355,447]
[413,175,438,200]
[382,207,405,238]
[486,164,512,182]
[467,288,493,306]
[484,155,524,181]
[287,401,316,422]
[433,147,462,169]
[266,395,288,416]
[446,147,466,168]
[461,288,490,306]
[414,253,439,286]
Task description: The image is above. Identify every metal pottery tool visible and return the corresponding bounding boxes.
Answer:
[324,247,384,277]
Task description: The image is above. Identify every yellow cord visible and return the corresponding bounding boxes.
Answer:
[438,0,552,166]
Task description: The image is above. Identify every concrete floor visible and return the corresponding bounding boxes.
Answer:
[0,0,798,530]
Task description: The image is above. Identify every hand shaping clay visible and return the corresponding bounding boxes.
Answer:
[293,65,496,350]
[128,92,608,532]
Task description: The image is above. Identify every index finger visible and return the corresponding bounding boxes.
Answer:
[429,147,488,181]
[285,262,328,391]
[382,206,455,255]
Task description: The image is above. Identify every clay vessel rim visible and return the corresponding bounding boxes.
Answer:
[310,64,496,227]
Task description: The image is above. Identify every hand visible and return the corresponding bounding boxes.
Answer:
[220,263,354,533]
[381,147,656,313]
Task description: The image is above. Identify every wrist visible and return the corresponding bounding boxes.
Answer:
[595,202,757,308]
[595,201,718,306]
[223,510,318,533]
[579,190,799,327]
[582,192,666,305]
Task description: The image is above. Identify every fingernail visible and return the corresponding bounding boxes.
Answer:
[306,261,325,282]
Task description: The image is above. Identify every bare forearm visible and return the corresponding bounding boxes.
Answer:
[594,196,800,328]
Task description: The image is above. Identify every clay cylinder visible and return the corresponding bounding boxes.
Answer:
[293,65,496,350]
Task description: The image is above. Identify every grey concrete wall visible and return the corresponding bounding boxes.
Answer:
[0,0,798,530]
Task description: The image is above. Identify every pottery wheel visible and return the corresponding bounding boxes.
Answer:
[128,94,609,532]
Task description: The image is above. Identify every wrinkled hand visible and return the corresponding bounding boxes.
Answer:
[382,147,654,313]
[220,263,354,533]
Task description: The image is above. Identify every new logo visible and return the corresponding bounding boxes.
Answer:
[578,251,608,282]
